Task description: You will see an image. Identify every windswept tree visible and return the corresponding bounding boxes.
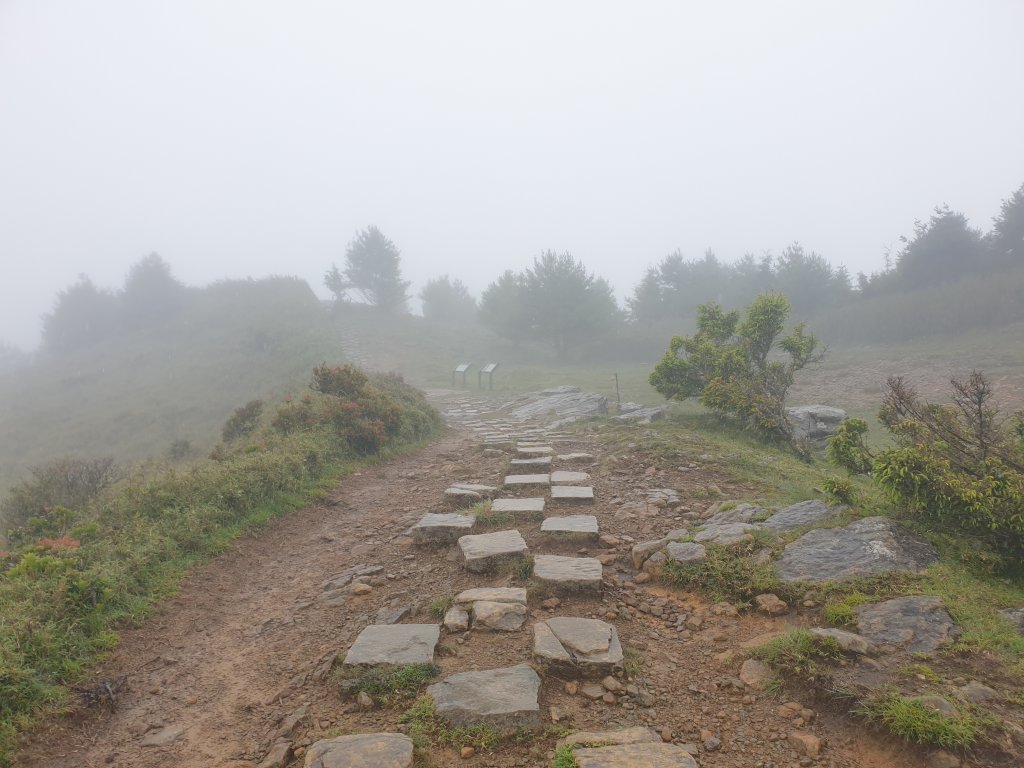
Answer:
[41,274,118,351]
[420,275,478,324]
[650,293,822,443]
[330,226,410,312]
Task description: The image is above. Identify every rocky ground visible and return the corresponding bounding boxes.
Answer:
[15,389,1024,768]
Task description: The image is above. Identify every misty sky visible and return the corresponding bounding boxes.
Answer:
[2,1,1022,349]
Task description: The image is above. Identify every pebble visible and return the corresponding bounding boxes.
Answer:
[461,746,475,759]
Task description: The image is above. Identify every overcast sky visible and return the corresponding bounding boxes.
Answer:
[1,1,1022,349]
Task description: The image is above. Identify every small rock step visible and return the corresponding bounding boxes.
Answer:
[540,515,599,542]
[491,497,546,515]
[503,473,551,489]
[304,733,414,768]
[427,664,542,734]
[444,483,498,507]
[516,445,554,457]
[510,456,552,468]
[533,555,602,592]
[550,470,591,484]
[534,617,623,678]
[556,452,595,464]
[458,530,530,573]
[574,742,698,767]
[409,512,475,546]
[450,588,529,632]
[551,486,595,504]
[343,624,440,667]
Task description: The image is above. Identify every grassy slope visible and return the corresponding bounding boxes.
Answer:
[0,278,340,503]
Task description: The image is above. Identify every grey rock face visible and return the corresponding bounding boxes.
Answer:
[303,733,413,768]
[533,555,603,592]
[693,522,756,545]
[409,513,475,546]
[809,627,872,655]
[775,517,938,583]
[343,624,440,667]
[855,596,959,652]
[786,404,847,442]
[760,500,839,532]
[458,530,529,573]
[704,503,766,526]
[999,607,1024,635]
[504,386,608,427]
[534,617,623,678]
[443,605,470,632]
[427,664,542,733]
[665,541,706,565]
[611,405,666,424]
[574,743,698,768]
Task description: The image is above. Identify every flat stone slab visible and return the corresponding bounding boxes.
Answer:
[541,515,599,540]
[343,624,440,667]
[454,587,527,605]
[574,743,698,768]
[504,473,551,488]
[471,600,528,631]
[693,522,756,545]
[511,456,552,468]
[534,617,623,678]
[491,497,546,515]
[427,664,541,733]
[458,530,529,573]
[551,486,595,504]
[533,555,602,592]
[557,727,660,749]
[517,446,554,457]
[760,500,840,532]
[1000,607,1024,635]
[409,513,475,546]
[775,517,939,583]
[704,502,766,526]
[304,733,413,768]
[550,470,591,484]
[855,596,960,653]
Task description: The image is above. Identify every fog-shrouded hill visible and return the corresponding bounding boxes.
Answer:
[0,272,340,504]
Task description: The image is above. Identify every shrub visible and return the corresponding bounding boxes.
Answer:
[1,458,119,537]
[311,363,369,398]
[826,418,872,474]
[221,400,263,442]
[649,294,822,444]
[662,542,788,604]
[857,689,994,748]
[821,475,857,505]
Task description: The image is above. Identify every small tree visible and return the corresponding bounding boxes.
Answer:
[420,275,477,324]
[478,270,530,346]
[336,226,410,312]
[829,372,1024,559]
[988,182,1024,268]
[120,253,186,325]
[649,293,822,442]
[41,275,118,351]
[221,400,263,442]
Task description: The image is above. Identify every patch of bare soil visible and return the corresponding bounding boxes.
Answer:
[16,403,937,768]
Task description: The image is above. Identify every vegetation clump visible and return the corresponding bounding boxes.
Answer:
[649,293,821,445]
[0,365,441,765]
[401,696,500,753]
[751,629,845,685]
[662,541,786,604]
[221,399,263,442]
[345,663,438,706]
[857,689,994,749]
[829,371,1024,560]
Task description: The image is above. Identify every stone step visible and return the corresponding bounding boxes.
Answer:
[533,617,623,678]
[573,743,698,767]
[550,470,591,484]
[444,483,498,507]
[458,530,530,573]
[427,664,541,734]
[510,456,552,468]
[342,624,440,667]
[503,473,551,489]
[540,515,600,542]
[556,452,596,464]
[491,497,546,516]
[516,446,555,457]
[304,733,414,768]
[533,555,603,592]
[409,513,475,546]
[448,587,529,632]
[551,485,595,504]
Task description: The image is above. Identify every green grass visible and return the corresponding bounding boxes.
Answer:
[401,696,501,753]
[822,591,869,627]
[751,629,845,683]
[427,595,454,621]
[663,542,789,605]
[344,664,439,706]
[0,371,443,767]
[623,649,644,678]
[551,744,580,768]
[857,689,996,749]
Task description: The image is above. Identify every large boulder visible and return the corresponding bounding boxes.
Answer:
[774,517,938,583]
[786,405,846,443]
[760,500,840,532]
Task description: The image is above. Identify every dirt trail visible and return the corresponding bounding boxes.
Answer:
[17,397,922,768]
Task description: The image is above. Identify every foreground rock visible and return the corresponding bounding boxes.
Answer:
[573,743,698,768]
[855,596,959,652]
[343,624,440,667]
[458,530,530,573]
[786,404,846,442]
[760,500,839,532]
[303,733,413,768]
[533,555,603,592]
[409,513,475,546]
[775,517,938,583]
[427,664,541,733]
[534,617,623,678]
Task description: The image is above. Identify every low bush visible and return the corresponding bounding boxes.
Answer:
[662,541,788,604]
[221,400,263,442]
[857,689,994,749]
